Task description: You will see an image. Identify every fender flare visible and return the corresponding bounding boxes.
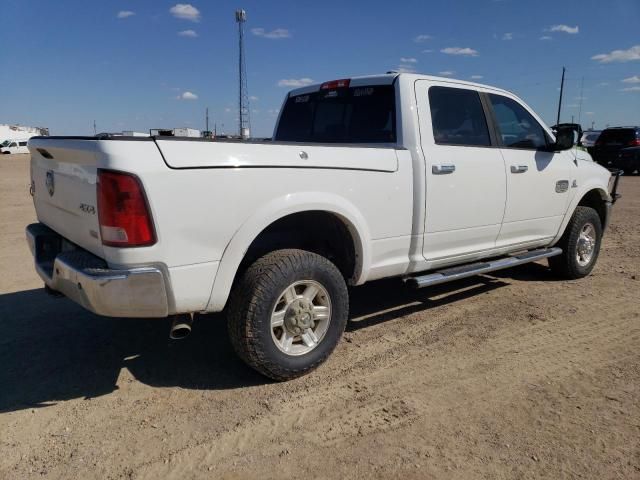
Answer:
[206,192,371,312]
[552,183,610,245]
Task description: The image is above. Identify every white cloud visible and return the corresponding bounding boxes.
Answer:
[622,75,640,84]
[502,33,513,41]
[117,10,135,19]
[470,75,484,80]
[438,71,455,76]
[178,29,198,37]
[249,95,259,101]
[592,45,640,63]
[252,28,291,39]
[441,47,479,57]
[597,82,610,87]
[549,24,579,34]
[225,108,232,113]
[622,86,640,92]
[539,36,552,40]
[414,34,432,43]
[396,65,416,73]
[177,91,198,100]
[277,78,314,87]
[566,104,579,108]
[169,4,200,22]
[585,112,595,116]
[400,57,417,63]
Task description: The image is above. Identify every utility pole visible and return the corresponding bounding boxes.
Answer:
[93,120,97,135]
[236,9,250,139]
[556,67,565,126]
[205,107,209,133]
[577,76,584,126]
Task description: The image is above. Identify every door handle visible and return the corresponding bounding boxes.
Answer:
[432,164,456,174]
[510,165,528,173]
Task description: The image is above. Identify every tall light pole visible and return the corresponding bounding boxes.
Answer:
[236,9,251,139]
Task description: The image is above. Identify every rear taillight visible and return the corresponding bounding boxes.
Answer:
[320,78,351,90]
[628,138,640,146]
[97,170,156,247]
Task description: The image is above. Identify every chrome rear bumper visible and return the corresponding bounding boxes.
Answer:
[26,223,169,317]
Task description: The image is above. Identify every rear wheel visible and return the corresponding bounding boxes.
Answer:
[549,206,602,279]
[227,249,349,380]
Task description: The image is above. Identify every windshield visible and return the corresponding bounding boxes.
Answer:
[1,140,10,147]
[275,85,396,143]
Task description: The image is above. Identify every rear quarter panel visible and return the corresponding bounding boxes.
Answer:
[100,141,413,312]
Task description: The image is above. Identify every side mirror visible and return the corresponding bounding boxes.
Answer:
[550,126,575,151]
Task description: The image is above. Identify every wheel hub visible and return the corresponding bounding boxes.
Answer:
[284,299,314,335]
[576,222,596,266]
[577,237,594,256]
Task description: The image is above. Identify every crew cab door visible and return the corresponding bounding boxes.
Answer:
[416,82,506,262]
[486,93,573,247]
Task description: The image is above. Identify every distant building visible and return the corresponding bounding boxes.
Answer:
[0,124,49,141]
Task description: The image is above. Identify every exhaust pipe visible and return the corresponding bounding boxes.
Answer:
[169,314,194,340]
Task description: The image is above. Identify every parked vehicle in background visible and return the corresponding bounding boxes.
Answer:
[581,130,602,148]
[1,138,30,154]
[614,145,640,175]
[592,127,640,168]
[26,73,619,380]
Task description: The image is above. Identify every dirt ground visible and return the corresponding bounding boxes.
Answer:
[1,153,639,479]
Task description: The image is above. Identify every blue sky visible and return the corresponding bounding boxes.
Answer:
[1,0,639,137]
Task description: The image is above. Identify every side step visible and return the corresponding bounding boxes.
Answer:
[405,247,562,289]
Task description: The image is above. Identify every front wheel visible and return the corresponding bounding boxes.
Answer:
[227,249,349,381]
[549,206,603,279]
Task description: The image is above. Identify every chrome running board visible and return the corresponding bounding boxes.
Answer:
[405,247,562,289]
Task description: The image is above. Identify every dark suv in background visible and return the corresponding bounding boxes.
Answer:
[592,126,640,174]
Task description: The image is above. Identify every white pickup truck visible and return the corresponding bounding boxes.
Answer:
[26,73,620,380]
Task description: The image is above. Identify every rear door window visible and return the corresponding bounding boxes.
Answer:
[489,94,548,149]
[428,86,491,147]
[597,129,636,146]
[275,85,396,143]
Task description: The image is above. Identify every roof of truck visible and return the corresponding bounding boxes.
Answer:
[287,73,511,97]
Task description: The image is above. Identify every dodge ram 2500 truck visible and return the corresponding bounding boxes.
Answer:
[26,73,620,380]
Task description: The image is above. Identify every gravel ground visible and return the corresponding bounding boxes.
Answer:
[1,153,639,479]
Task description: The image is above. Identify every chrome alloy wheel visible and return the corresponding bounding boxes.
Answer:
[576,222,597,266]
[270,280,332,356]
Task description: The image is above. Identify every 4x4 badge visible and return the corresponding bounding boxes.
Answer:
[45,171,55,197]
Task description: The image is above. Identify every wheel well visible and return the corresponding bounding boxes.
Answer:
[239,211,358,282]
[577,189,607,227]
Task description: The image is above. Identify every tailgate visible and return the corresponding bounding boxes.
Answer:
[28,138,104,258]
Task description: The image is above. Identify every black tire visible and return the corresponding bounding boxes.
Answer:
[549,206,602,279]
[227,249,349,381]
